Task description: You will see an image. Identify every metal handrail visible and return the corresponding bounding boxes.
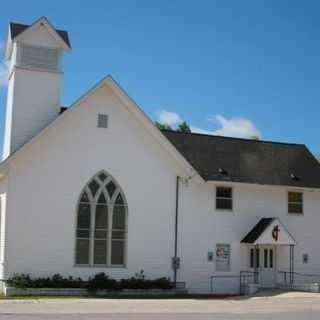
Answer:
[210,274,239,294]
[210,270,259,295]
[239,270,259,294]
[278,270,320,285]
[279,270,320,277]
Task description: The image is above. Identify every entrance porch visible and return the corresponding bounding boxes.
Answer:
[241,218,296,291]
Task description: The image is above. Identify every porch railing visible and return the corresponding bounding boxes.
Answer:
[239,270,259,294]
[210,271,258,295]
[278,270,320,286]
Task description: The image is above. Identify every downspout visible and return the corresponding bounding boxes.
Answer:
[173,176,180,287]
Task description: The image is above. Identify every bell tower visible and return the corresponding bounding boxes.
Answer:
[2,17,71,159]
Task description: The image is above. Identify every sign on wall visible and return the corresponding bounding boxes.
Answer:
[215,244,231,272]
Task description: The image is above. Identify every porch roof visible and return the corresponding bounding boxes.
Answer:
[241,218,296,245]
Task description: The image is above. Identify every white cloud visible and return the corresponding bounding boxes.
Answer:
[209,114,261,139]
[192,115,261,139]
[0,39,8,88]
[156,109,261,139]
[156,110,182,127]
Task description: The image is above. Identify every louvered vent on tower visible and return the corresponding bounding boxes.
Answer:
[18,45,60,71]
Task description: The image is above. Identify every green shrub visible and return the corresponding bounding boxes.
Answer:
[6,273,85,289]
[120,270,173,290]
[152,277,174,290]
[6,271,173,291]
[86,272,120,292]
[7,274,32,289]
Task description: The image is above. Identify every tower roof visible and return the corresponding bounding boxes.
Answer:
[9,22,71,48]
[5,17,71,60]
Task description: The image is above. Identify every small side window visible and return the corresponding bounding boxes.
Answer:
[303,254,309,264]
[269,249,273,268]
[250,249,254,268]
[216,187,233,210]
[288,192,303,214]
[264,249,268,268]
[256,249,260,268]
[249,248,260,268]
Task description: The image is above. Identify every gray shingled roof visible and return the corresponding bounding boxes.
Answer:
[162,130,320,188]
[9,22,71,48]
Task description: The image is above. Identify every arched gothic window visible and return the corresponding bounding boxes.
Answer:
[75,171,127,267]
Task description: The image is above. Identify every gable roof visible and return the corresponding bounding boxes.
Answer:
[9,21,71,48]
[241,218,296,245]
[162,130,320,188]
[0,76,203,183]
[241,218,274,243]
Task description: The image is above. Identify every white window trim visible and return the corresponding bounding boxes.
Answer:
[75,171,128,268]
[215,186,233,211]
[287,190,304,215]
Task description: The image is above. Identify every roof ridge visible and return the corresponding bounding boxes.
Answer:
[10,21,68,33]
[9,21,71,48]
[161,129,303,147]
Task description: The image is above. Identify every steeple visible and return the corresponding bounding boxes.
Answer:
[2,17,71,159]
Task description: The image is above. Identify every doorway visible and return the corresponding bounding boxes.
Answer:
[250,246,276,288]
[259,246,275,288]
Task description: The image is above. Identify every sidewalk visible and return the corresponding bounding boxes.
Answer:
[0,290,320,314]
[242,289,320,299]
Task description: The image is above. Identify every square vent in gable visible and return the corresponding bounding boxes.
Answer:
[97,114,109,128]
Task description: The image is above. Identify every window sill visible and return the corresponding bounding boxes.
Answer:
[215,209,234,213]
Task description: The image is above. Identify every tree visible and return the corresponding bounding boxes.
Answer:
[250,135,260,140]
[155,120,192,133]
[154,121,173,131]
[177,121,191,133]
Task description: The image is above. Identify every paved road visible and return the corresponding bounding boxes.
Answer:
[0,312,319,320]
[0,314,319,320]
[1,292,320,319]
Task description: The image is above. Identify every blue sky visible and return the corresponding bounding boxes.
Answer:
[0,0,320,156]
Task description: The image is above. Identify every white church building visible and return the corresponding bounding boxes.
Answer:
[1,17,320,294]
